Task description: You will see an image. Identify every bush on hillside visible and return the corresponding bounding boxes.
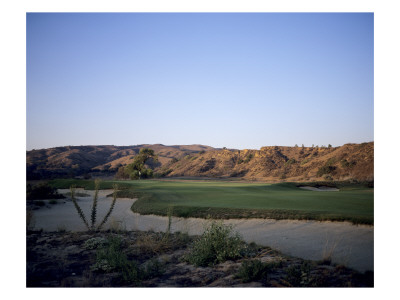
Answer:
[317,165,336,177]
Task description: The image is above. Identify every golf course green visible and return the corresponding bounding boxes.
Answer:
[49,179,374,224]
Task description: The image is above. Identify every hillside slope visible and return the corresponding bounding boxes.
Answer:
[27,142,373,182]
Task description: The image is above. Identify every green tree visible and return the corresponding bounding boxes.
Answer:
[124,148,157,180]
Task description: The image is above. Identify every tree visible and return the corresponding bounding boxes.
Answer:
[123,148,157,180]
[328,144,332,148]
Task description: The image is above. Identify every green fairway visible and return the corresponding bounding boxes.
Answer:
[48,179,374,224]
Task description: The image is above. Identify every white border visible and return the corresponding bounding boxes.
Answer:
[1,0,399,299]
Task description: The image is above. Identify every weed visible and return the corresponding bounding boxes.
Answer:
[165,205,174,236]
[321,235,342,264]
[185,221,246,267]
[57,224,67,233]
[108,217,126,233]
[134,233,171,257]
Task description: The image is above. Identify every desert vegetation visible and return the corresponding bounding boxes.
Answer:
[26,222,373,287]
[26,177,374,287]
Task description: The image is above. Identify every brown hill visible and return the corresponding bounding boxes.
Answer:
[26,142,373,182]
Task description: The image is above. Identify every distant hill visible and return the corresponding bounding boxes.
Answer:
[26,142,373,182]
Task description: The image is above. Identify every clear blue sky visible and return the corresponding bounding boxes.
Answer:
[26,13,373,150]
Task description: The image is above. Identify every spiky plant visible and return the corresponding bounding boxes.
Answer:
[70,185,90,230]
[166,205,174,235]
[70,182,119,232]
[90,179,100,230]
[97,184,118,231]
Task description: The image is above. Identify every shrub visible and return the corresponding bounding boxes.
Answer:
[185,221,246,267]
[340,159,356,169]
[300,158,310,165]
[27,183,65,200]
[285,261,312,287]
[325,157,337,166]
[83,237,107,250]
[317,165,336,177]
[91,236,142,284]
[285,158,297,165]
[236,259,269,283]
[243,154,253,163]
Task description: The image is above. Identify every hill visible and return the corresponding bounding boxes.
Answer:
[26,142,373,182]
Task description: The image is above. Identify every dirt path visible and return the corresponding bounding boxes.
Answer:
[30,189,373,273]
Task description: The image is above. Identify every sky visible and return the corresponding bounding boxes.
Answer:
[26,13,374,150]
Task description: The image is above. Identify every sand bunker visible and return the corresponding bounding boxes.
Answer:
[299,186,339,191]
[30,189,373,272]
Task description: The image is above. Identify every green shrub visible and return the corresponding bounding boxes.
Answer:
[325,157,337,166]
[340,159,356,169]
[142,258,166,280]
[243,154,253,163]
[236,259,269,283]
[285,158,297,165]
[155,168,173,178]
[83,237,107,250]
[317,165,336,177]
[300,158,310,165]
[185,221,246,267]
[27,183,65,200]
[285,261,312,287]
[91,236,142,284]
